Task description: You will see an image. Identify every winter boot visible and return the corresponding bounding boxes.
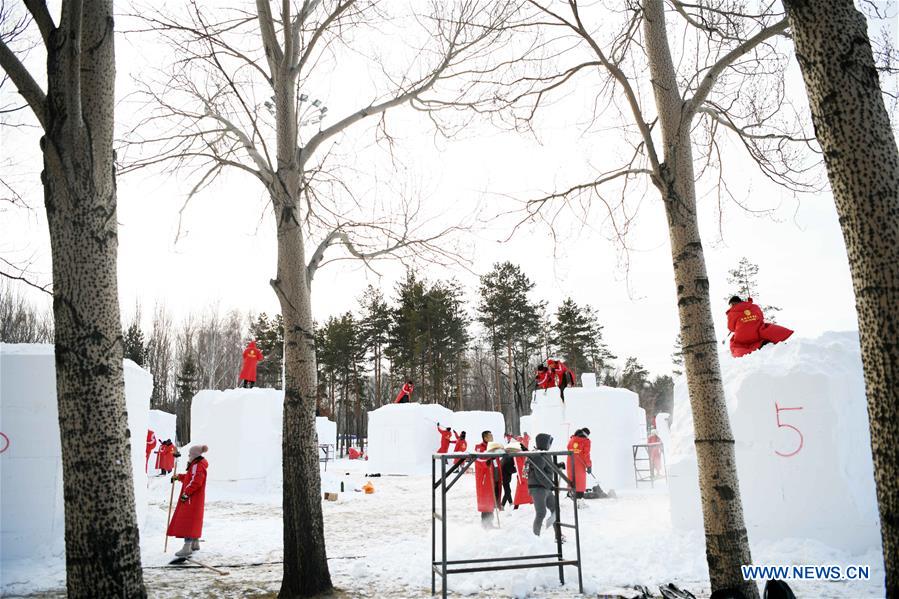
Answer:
[191,539,201,551]
[175,540,193,558]
[577,498,589,509]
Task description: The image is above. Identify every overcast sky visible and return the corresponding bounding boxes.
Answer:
[2,2,897,376]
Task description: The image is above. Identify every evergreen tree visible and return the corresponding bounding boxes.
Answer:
[358,286,391,406]
[123,321,147,367]
[250,312,284,388]
[619,357,649,394]
[175,353,198,444]
[727,257,780,318]
[386,271,427,394]
[550,298,615,377]
[672,335,685,377]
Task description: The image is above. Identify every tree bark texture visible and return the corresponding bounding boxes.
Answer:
[784,1,899,594]
[41,1,146,596]
[643,1,756,596]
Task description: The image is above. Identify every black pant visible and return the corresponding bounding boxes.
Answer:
[559,376,568,400]
[397,394,409,403]
[501,477,514,507]
[241,379,255,388]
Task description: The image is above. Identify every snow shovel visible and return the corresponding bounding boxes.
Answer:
[164,461,178,552]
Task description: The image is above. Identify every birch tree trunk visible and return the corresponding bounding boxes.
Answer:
[0,1,146,595]
[643,1,755,596]
[783,1,899,593]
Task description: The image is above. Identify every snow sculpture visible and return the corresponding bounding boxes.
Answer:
[667,332,880,553]
[367,403,454,474]
[529,385,646,490]
[0,344,151,582]
[316,416,337,449]
[450,410,505,447]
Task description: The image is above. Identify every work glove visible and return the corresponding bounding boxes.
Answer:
[180,494,189,503]
[171,475,179,483]
[587,467,592,474]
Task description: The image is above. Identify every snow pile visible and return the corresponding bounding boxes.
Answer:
[667,331,881,553]
[519,415,534,441]
[450,410,505,445]
[189,388,283,485]
[529,385,646,490]
[0,344,151,590]
[366,403,454,474]
[148,409,177,446]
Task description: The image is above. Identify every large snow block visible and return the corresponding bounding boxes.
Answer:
[529,385,645,490]
[450,411,504,446]
[667,331,880,553]
[0,344,151,587]
[367,403,454,474]
[189,388,282,483]
[316,416,337,448]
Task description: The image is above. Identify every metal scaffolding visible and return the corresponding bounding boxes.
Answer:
[631,442,667,488]
[431,450,584,598]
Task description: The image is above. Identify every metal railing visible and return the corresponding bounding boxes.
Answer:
[430,450,584,598]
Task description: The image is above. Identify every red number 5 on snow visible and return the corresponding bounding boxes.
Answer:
[774,402,803,457]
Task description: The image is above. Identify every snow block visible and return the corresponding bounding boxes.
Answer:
[0,344,151,588]
[667,331,880,553]
[149,409,177,447]
[367,403,454,475]
[450,410,505,446]
[316,416,337,448]
[189,388,283,484]
[529,385,646,490]
[519,415,533,442]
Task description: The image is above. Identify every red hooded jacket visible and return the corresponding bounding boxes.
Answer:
[474,442,500,513]
[726,299,794,358]
[535,367,555,389]
[167,457,208,539]
[393,382,414,403]
[566,435,592,494]
[239,341,264,382]
[437,426,453,453]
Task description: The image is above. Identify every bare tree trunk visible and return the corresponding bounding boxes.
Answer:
[643,1,755,596]
[0,1,148,595]
[784,1,899,592]
[275,201,332,595]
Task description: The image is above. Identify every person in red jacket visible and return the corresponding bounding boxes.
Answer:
[548,359,575,401]
[647,429,663,478]
[394,380,414,403]
[436,424,453,453]
[512,440,533,508]
[167,444,209,557]
[535,364,555,390]
[726,296,794,358]
[239,340,264,388]
[155,439,179,475]
[566,428,592,503]
[145,429,157,473]
[452,430,467,466]
[474,431,502,528]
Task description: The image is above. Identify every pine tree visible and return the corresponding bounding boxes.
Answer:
[175,353,198,445]
[123,321,147,367]
[619,357,649,394]
[550,298,615,377]
[672,335,685,377]
[358,286,391,406]
[727,257,780,319]
[250,312,284,388]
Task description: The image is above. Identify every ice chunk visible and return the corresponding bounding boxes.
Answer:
[366,403,455,474]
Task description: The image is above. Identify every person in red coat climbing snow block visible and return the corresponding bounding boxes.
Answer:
[436,424,453,453]
[474,431,502,528]
[239,340,264,388]
[549,359,575,401]
[394,380,414,403]
[167,444,209,557]
[535,364,555,390]
[567,428,592,500]
[726,296,794,358]
[145,429,156,473]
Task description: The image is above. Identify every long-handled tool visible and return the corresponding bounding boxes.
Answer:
[164,461,179,553]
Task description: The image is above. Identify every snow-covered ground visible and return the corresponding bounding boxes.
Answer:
[3,458,884,598]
